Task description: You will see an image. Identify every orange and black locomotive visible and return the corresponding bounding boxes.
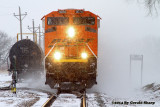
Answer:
[42,9,101,92]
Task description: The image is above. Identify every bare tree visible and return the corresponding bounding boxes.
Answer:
[0,31,12,65]
[131,0,160,15]
[143,0,160,14]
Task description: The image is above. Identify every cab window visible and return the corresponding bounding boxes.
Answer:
[47,17,69,25]
[73,17,95,25]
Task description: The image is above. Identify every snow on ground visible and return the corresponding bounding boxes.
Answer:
[87,87,160,107]
[0,89,49,107]
[0,71,160,107]
[51,88,160,107]
[0,71,12,87]
[52,94,81,107]
[0,71,50,107]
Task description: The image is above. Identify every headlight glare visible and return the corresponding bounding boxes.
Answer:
[67,27,75,38]
[81,52,88,59]
[54,52,62,60]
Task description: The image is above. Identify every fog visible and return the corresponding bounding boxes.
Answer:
[1,0,160,95]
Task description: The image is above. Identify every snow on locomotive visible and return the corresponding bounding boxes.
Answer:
[42,9,101,92]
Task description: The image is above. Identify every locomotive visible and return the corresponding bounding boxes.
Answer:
[42,9,101,92]
[8,39,43,80]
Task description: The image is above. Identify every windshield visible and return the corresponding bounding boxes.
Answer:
[47,17,69,25]
[73,17,95,25]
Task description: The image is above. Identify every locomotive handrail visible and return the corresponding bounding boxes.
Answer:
[44,43,57,59]
[85,43,97,59]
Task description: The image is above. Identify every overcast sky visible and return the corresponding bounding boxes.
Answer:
[1,0,160,93]
[0,0,159,37]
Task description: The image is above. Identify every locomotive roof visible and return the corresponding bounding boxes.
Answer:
[41,9,101,20]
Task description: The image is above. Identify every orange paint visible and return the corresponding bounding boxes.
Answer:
[42,9,100,60]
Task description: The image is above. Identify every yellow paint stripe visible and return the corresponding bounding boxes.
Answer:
[54,59,88,62]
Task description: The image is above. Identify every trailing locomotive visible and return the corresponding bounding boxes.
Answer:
[42,9,101,92]
[8,39,43,80]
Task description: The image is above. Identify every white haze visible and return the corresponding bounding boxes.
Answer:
[0,0,160,96]
[18,71,57,93]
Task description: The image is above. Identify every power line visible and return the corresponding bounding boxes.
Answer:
[13,6,27,40]
[0,5,16,9]
[38,24,41,46]
[0,13,12,16]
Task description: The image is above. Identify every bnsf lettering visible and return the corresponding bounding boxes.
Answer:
[51,38,94,43]
[48,38,94,48]
[51,39,61,43]
[79,39,85,42]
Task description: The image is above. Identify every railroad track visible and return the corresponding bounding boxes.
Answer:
[42,91,87,107]
[42,95,57,107]
[0,85,87,107]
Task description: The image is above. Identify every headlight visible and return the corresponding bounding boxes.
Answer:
[67,27,75,38]
[54,52,62,60]
[81,52,88,59]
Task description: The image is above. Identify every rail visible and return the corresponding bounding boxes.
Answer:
[81,91,87,107]
[42,95,57,107]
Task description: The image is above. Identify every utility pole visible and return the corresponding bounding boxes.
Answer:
[38,24,44,48]
[39,24,41,46]
[33,20,35,42]
[28,19,39,43]
[13,6,27,40]
[0,54,1,70]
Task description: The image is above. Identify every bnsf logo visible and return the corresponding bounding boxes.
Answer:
[48,38,94,48]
